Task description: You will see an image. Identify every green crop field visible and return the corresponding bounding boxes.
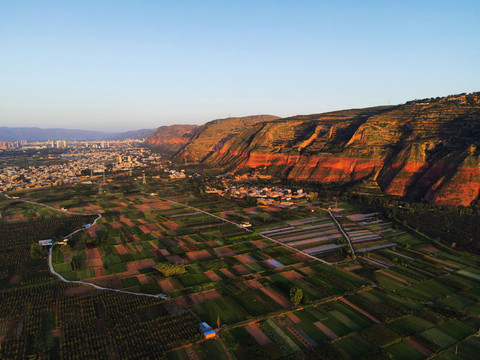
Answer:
[2,179,480,359]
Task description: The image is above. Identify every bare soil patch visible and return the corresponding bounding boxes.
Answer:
[186,250,212,261]
[163,221,180,231]
[125,259,156,271]
[252,240,268,249]
[136,274,150,285]
[94,268,104,277]
[85,259,103,267]
[158,279,177,292]
[166,255,188,265]
[345,265,362,271]
[215,247,235,257]
[297,266,316,276]
[204,270,222,282]
[426,256,461,269]
[259,286,291,308]
[110,222,123,229]
[244,323,272,345]
[405,338,433,356]
[235,254,255,264]
[127,235,140,243]
[340,298,381,324]
[291,252,313,262]
[419,245,440,253]
[378,270,410,285]
[85,248,102,259]
[286,312,301,324]
[203,289,222,300]
[314,321,338,340]
[64,285,95,296]
[189,289,221,305]
[280,270,304,281]
[232,265,250,275]
[114,244,129,255]
[139,224,159,233]
[220,268,235,278]
[119,216,135,227]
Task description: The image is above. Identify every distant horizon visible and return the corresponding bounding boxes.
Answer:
[2,89,480,133]
[2,1,479,131]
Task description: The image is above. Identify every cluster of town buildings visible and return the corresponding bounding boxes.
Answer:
[168,169,187,179]
[206,184,311,207]
[0,139,144,151]
[0,145,157,192]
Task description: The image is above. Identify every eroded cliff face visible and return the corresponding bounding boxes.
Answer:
[172,115,279,163]
[206,94,480,206]
[144,125,198,154]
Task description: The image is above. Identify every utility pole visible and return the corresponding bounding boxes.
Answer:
[143,171,146,185]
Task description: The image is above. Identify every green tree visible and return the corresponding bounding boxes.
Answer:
[30,243,44,260]
[156,262,186,277]
[290,287,303,306]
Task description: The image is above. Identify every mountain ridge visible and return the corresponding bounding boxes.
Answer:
[202,93,480,206]
[0,127,155,142]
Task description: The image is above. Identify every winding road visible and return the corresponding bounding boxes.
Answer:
[2,192,170,300]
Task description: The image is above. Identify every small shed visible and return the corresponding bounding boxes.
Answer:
[199,322,215,339]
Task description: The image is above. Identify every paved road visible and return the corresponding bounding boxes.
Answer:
[48,242,168,299]
[327,210,356,259]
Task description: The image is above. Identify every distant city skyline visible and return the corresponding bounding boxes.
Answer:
[1,0,479,131]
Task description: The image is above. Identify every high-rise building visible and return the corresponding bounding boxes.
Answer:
[55,140,66,148]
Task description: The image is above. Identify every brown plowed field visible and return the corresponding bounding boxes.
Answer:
[125,259,156,271]
[244,323,272,345]
[158,279,177,292]
[85,248,102,259]
[114,244,129,255]
[204,271,222,282]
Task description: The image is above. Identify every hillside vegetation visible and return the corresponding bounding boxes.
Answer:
[205,93,480,206]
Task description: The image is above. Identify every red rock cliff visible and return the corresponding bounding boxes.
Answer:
[206,93,480,206]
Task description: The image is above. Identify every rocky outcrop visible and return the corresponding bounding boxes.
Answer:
[206,93,480,206]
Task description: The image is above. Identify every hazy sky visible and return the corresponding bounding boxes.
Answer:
[1,1,479,131]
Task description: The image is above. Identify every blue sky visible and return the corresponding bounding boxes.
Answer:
[1,1,479,131]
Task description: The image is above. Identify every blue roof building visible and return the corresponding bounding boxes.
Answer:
[199,322,215,338]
